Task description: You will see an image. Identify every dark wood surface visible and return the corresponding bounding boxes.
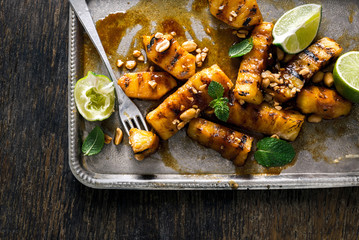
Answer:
[1,0,358,239]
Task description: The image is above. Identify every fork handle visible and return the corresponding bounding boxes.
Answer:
[69,0,126,105]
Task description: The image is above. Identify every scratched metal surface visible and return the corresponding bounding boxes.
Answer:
[68,0,359,189]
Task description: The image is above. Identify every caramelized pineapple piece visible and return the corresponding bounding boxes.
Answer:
[146,64,233,140]
[118,72,177,100]
[234,22,273,105]
[187,118,253,166]
[143,33,196,80]
[266,37,343,102]
[228,96,305,141]
[296,86,352,119]
[129,128,159,161]
[208,0,263,28]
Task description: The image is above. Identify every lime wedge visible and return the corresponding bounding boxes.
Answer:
[333,51,359,103]
[273,4,322,54]
[74,71,115,121]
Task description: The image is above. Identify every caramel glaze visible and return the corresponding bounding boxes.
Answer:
[82,0,300,175]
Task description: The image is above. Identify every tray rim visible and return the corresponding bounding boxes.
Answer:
[67,7,359,190]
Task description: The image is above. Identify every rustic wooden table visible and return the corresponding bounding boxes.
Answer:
[1,0,358,239]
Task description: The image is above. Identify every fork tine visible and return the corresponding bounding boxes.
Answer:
[138,116,149,131]
[122,119,131,136]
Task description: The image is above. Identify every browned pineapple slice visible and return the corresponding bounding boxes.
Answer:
[266,37,343,103]
[143,33,196,80]
[146,64,233,140]
[234,22,273,105]
[227,96,305,141]
[296,86,352,119]
[208,0,263,28]
[118,72,177,100]
[129,128,159,161]
[187,118,253,166]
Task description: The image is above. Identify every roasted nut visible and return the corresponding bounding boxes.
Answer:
[239,99,245,105]
[137,55,145,61]
[155,39,170,53]
[312,71,324,83]
[201,52,207,62]
[148,80,157,89]
[170,31,176,36]
[114,128,123,145]
[181,40,197,52]
[104,134,112,144]
[116,59,124,68]
[177,121,186,130]
[198,84,207,91]
[133,50,141,57]
[274,106,282,110]
[180,108,197,121]
[308,114,322,123]
[196,48,202,53]
[299,67,310,76]
[262,78,270,88]
[155,32,163,38]
[202,47,209,53]
[125,60,137,70]
[271,134,280,139]
[324,72,334,87]
[195,53,202,63]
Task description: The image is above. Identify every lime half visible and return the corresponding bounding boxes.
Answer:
[74,71,115,121]
[333,51,359,103]
[273,4,322,54]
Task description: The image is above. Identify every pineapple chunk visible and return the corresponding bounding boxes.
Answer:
[266,37,343,102]
[129,128,159,161]
[146,64,233,140]
[234,22,273,105]
[228,97,305,141]
[296,86,352,119]
[118,72,177,100]
[143,34,196,80]
[208,0,263,28]
[187,118,253,166]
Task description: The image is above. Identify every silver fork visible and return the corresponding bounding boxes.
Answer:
[69,0,149,135]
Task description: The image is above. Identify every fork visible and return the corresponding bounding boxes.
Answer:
[69,0,149,135]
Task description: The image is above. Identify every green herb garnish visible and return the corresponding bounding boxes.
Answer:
[208,81,230,122]
[82,126,105,156]
[254,137,296,167]
[229,37,253,58]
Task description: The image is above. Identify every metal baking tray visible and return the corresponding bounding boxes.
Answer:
[68,0,359,189]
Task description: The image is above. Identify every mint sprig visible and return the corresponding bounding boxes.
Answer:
[208,81,229,122]
[82,126,105,156]
[254,137,296,167]
[229,37,253,58]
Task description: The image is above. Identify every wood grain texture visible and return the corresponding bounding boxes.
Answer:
[0,0,358,239]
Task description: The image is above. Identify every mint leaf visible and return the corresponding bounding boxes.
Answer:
[82,126,105,156]
[214,103,229,122]
[254,137,296,167]
[229,37,253,58]
[208,81,224,99]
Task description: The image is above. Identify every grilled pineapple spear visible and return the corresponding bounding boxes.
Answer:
[227,95,305,141]
[146,64,233,140]
[296,86,352,119]
[143,33,196,80]
[187,118,253,166]
[208,0,263,28]
[118,72,177,100]
[129,128,159,161]
[266,37,343,103]
[234,22,274,105]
